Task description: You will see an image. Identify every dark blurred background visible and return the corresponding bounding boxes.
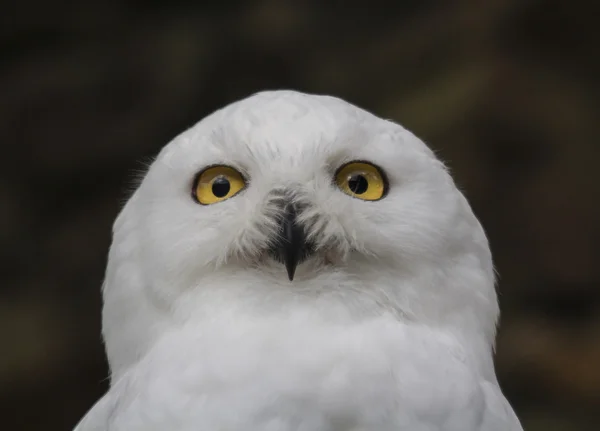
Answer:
[1,0,599,429]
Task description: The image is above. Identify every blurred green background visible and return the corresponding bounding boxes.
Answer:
[1,0,599,429]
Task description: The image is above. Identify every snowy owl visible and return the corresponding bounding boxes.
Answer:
[75,90,523,430]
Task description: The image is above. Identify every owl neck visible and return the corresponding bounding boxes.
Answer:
[102,258,498,383]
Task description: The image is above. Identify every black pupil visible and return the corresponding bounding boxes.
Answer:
[348,174,368,194]
[212,176,231,197]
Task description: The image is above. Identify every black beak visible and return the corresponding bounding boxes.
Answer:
[269,203,313,281]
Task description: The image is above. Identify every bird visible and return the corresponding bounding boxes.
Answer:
[74,90,523,431]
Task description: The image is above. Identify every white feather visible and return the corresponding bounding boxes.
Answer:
[75,90,522,430]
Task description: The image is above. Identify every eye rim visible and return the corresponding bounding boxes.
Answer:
[334,160,389,201]
[191,164,247,205]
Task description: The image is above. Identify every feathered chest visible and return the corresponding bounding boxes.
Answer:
[107,317,483,431]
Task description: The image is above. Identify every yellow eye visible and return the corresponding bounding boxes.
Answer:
[334,161,388,201]
[192,165,246,205]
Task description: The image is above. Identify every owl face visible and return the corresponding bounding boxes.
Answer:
[130,91,469,289]
[103,91,499,377]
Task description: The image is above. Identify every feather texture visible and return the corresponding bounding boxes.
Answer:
[75,90,522,430]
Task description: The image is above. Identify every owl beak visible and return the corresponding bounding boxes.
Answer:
[271,203,312,281]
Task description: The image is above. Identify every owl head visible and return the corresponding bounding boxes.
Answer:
[101,91,499,378]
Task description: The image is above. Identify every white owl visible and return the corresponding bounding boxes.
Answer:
[75,90,523,430]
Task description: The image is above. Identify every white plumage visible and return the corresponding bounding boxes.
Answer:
[75,90,523,430]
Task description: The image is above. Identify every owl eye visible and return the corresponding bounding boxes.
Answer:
[334,161,388,201]
[192,165,246,205]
